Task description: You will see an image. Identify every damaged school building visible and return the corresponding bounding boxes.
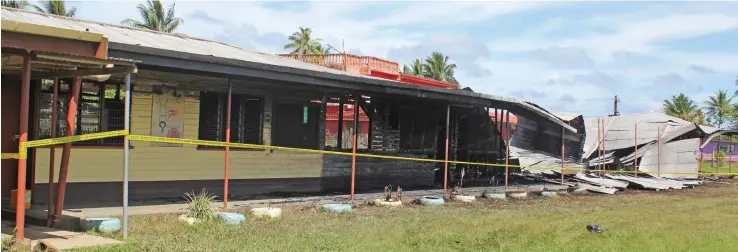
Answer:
[1,8,575,209]
[1,7,730,215]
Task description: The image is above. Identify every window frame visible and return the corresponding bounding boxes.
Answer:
[197,91,264,150]
[37,79,126,147]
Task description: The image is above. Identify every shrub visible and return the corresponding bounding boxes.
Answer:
[184,189,218,221]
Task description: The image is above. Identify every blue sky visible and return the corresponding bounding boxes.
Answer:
[67,1,738,117]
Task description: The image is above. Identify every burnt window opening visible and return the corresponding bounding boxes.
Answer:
[399,108,438,154]
[38,80,125,146]
[198,91,264,147]
[272,101,320,149]
[324,99,370,151]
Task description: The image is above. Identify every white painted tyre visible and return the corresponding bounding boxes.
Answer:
[250,207,283,218]
[372,199,403,207]
[509,191,528,199]
[178,214,198,225]
[218,212,246,225]
[80,217,121,232]
[452,195,476,203]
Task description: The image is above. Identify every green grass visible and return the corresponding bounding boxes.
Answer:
[700,161,738,175]
[75,183,738,252]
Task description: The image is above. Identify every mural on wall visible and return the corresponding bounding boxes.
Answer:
[151,92,184,147]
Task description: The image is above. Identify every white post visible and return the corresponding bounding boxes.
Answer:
[123,73,131,240]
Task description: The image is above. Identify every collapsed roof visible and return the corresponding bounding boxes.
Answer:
[513,112,729,179]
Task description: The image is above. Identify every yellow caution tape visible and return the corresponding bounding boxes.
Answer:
[12,131,736,176]
[126,135,738,176]
[17,130,129,160]
[23,130,129,148]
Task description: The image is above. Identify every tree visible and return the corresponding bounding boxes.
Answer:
[402,59,424,76]
[1,0,28,9]
[423,52,458,84]
[703,90,734,129]
[121,0,183,33]
[663,93,699,121]
[284,27,323,55]
[33,0,76,17]
[734,76,738,96]
[315,44,332,55]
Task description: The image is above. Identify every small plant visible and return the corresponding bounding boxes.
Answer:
[184,188,218,221]
[396,185,403,202]
[384,184,393,201]
[1,228,15,250]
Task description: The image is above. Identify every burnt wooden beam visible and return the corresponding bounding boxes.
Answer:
[337,96,345,149]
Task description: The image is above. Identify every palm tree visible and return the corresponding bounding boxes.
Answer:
[315,44,332,55]
[663,93,699,121]
[1,0,28,9]
[121,0,183,33]
[402,59,424,76]
[704,90,734,129]
[33,0,76,17]
[734,76,738,96]
[423,52,458,84]
[284,27,322,55]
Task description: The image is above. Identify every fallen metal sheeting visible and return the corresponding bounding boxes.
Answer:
[605,175,674,190]
[574,173,629,189]
[575,183,618,194]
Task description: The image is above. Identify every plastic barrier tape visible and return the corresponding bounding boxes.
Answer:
[17,130,129,159]
[126,135,738,176]
[11,131,736,176]
[23,130,129,148]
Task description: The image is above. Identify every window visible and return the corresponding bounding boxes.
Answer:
[38,80,125,146]
[198,91,263,147]
[719,144,734,154]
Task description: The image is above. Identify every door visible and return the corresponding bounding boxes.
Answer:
[1,75,21,198]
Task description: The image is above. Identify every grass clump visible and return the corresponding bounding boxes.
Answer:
[183,188,218,221]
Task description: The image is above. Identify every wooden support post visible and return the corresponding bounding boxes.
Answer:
[597,118,601,175]
[224,79,232,208]
[443,104,450,194]
[717,136,722,176]
[657,127,661,178]
[350,94,359,201]
[122,73,131,240]
[15,55,31,239]
[699,137,703,180]
[46,78,58,226]
[560,126,565,184]
[337,97,344,149]
[602,118,607,173]
[53,77,81,226]
[634,123,638,176]
[495,108,501,163]
[505,110,510,189]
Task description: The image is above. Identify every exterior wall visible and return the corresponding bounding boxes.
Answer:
[34,91,323,205]
[701,141,738,161]
[321,154,435,192]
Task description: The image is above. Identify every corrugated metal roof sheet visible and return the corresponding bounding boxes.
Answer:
[0,7,374,80]
[552,112,581,122]
[582,112,693,159]
[639,138,700,179]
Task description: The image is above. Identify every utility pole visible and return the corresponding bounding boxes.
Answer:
[610,95,620,117]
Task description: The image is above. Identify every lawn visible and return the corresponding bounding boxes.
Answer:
[700,161,738,175]
[75,183,738,252]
